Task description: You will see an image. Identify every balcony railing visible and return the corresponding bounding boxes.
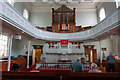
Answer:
[36,63,91,72]
[0,0,120,41]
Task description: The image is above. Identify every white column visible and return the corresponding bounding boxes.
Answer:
[99,41,102,63]
[27,41,31,68]
[90,50,93,63]
[32,49,35,65]
[7,35,13,71]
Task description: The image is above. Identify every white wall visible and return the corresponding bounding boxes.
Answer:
[44,54,84,63]
[14,2,31,21]
[29,11,98,27]
[11,36,120,63]
[11,39,85,63]
[30,12,52,27]
[111,37,119,56]
[12,39,45,57]
[43,38,117,62]
[76,11,98,26]
[97,2,117,22]
[83,38,114,59]
[101,39,113,57]
[13,2,98,27]
[42,43,85,62]
[13,2,117,27]
[43,43,84,54]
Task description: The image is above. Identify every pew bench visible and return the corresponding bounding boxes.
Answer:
[1,71,120,80]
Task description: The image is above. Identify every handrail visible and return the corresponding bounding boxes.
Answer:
[0,0,120,41]
[36,63,91,72]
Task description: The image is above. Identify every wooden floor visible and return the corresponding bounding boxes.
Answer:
[1,71,120,80]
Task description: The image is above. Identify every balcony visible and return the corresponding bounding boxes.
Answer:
[0,0,120,41]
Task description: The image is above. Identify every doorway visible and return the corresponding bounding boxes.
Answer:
[32,45,43,65]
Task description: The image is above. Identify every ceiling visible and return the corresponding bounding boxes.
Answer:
[31,2,100,9]
[23,0,116,12]
[24,0,103,12]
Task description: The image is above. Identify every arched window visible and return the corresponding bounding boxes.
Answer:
[6,0,15,6]
[99,8,106,21]
[23,9,29,20]
[115,0,120,8]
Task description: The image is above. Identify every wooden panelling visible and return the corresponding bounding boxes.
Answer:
[0,62,8,71]
[12,58,26,70]
[52,5,76,33]
[0,58,26,71]
[102,60,120,72]
[83,45,97,63]
[32,45,43,65]
[33,45,43,49]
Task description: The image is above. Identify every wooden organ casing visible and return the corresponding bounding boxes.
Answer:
[52,5,76,33]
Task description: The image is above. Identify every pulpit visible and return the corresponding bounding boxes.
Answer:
[58,60,71,63]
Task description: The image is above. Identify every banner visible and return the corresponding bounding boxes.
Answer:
[60,40,69,46]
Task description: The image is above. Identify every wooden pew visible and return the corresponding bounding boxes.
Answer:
[62,72,120,80]
[1,71,120,80]
[12,58,26,70]
[0,61,8,71]
[0,57,26,71]
[102,60,120,72]
[2,71,60,80]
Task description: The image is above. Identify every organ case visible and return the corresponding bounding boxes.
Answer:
[52,5,76,33]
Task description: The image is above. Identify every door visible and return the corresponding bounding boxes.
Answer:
[35,49,42,63]
[85,49,97,63]
[32,45,43,65]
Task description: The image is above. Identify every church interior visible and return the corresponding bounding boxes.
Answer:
[0,0,120,80]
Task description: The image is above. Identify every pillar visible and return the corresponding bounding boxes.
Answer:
[8,35,13,71]
[98,41,102,63]
[32,49,35,65]
[27,41,31,68]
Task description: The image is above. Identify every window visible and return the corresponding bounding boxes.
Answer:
[99,8,106,21]
[115,0,120,8]
[23,9,29,20]
[7,0,12,4]
[6,0,15,6]
[0,35,8,56]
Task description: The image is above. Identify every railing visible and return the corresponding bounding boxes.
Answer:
[36,63,91,72]
[0,0,120,41]
[37,25,94,33]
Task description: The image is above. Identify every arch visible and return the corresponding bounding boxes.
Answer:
[23,9,29,20]
[99,8,106,21]
[6,0,15,6]
[115,0,120,8]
